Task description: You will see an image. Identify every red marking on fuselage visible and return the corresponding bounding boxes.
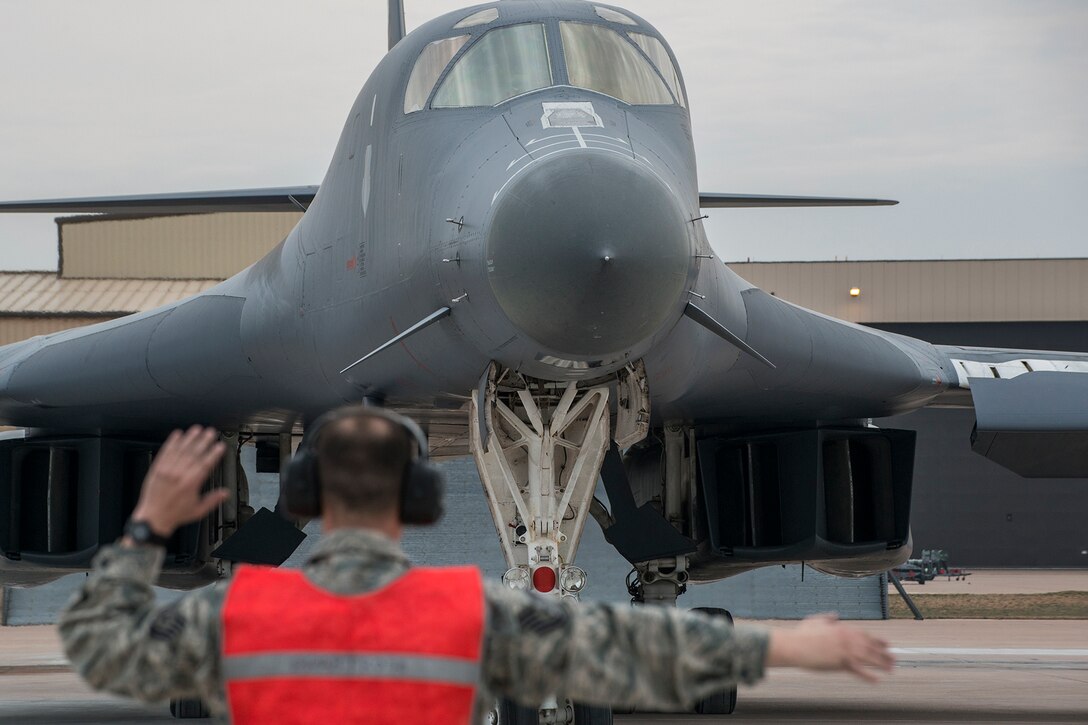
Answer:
[389,316,437,377]
[346,257,357,270]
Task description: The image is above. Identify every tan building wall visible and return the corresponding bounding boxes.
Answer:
[0,316,111,346]
[59,212,300,279]
[727,259,1088,324]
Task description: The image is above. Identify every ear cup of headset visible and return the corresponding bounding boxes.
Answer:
[279,406,445,525]
[399,462,445,525]
[280,448,322,519]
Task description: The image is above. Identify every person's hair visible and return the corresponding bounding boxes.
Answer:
[315,413,413,514]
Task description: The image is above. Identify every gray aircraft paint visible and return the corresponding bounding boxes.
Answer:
[1,1,1087,587]
[1,0,1085,434]
[0,0,1085,432]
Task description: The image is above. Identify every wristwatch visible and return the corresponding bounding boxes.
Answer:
[123,519,171,547]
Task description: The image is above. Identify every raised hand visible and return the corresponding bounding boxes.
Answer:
[128,426,229,540]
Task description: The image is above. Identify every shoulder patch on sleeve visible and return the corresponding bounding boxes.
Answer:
[517,601,570,635]
[149,603,186,642]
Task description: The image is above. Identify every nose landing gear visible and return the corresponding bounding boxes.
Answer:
[470,362,648,725]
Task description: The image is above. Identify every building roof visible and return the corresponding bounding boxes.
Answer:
[0,272,217,315]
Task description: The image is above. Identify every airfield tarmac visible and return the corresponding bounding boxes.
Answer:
[2,619,1085,724]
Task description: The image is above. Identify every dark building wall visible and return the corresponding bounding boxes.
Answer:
[867,321,1088,353]
[870,320,1088,568]
[877,408,1088,568]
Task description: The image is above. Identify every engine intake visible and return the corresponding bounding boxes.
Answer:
[0,434,218,587]
[696,428,915,565]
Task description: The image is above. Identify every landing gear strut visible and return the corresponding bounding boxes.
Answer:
[471,363,647,724]
[627,555,690,606]
[622,426,738,717]
[470,363,640,599]
[491,699,612,725]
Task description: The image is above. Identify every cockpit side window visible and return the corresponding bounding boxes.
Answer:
[404,35,470,113]
[432,24,552,108]
[593,6,638,26]
[454,7,499,29]
[559,22,674,106]
[629,33,686,108]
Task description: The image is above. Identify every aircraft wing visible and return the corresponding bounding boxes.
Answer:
[0,186,318,215]
[935,344,1088,477]
[698,192,897,208]
[0,190,894,214]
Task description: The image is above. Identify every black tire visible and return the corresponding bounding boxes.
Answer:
[691,607,738,715]
[169,698,209,719]
[693,606,734,626]
[497,698,540,724]
[572,702,613,724]
[694,687,738,715]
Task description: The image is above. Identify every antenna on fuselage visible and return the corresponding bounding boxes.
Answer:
[389,0,406,50]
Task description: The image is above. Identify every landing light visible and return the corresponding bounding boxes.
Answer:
[849,287,861,298]
[502,567,530,591]
[560,565,587,594]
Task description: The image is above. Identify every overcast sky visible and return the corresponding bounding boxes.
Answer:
[1,0,1085,270]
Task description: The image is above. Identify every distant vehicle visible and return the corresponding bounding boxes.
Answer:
[893,549,971,584]
[892,561,934,585]
[925,549,972,581]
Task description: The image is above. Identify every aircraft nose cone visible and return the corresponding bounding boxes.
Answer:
[486,153,691,358]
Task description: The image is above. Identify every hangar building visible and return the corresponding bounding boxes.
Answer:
[0,216,1085,567]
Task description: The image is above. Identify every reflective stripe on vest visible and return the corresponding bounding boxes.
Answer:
[221,564,485,725]
[223,652,480,685]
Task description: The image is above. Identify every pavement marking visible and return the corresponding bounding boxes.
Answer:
[892,647,1088,657]
[0,665,71,675]
[896,660,1088,670]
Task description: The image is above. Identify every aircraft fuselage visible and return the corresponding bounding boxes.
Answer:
[0,0,947,434]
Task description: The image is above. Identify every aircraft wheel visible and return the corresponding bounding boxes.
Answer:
[572,702,613,724]
[691,607,738,715]
[169,698,209,719]
[694,686,738,715]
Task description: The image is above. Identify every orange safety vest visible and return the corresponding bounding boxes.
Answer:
[221,564,484,724]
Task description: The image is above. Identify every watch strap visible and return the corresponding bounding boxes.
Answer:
[124,519,171,547]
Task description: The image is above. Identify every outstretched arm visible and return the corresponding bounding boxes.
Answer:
[481,585,894,710]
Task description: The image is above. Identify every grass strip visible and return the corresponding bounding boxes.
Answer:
[887,591,1088,619]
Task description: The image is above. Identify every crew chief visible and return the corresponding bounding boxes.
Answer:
[60,407,894,723]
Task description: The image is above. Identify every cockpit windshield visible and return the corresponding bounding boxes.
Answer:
[560,22,674,106]
[433,24,552,108]
[404,18,683,112]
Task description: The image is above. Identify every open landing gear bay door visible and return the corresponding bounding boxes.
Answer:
[937,345,1088,477]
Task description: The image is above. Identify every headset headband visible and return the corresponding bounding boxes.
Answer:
[302,406,429,462]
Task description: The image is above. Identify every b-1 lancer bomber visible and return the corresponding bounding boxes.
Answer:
[1,1,1087,719]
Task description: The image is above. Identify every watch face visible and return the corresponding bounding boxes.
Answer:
[126,520,164,545]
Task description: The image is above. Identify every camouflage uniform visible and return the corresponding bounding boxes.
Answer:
[59,528,768,721]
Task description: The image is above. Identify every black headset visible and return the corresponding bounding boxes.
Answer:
[279,406,445,525]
